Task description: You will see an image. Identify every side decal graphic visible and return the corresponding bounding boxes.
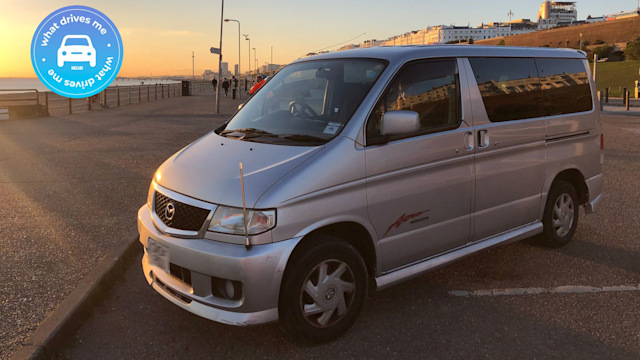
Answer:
[383,210,430,238]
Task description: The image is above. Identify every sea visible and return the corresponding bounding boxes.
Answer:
[0,78,181,94]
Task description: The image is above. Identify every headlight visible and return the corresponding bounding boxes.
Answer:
[208,206,276,235]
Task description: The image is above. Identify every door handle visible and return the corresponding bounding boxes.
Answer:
[463,132,474,151]
[477,130,489,148]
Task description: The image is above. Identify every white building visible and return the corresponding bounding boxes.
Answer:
[585,15,606,23]
[537,1,578,30]
[360,39,384,48]
[374,22,536,46]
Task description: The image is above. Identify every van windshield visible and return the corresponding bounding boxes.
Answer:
[218,59,387,145]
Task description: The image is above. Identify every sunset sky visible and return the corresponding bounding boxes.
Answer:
[0,0,635,78]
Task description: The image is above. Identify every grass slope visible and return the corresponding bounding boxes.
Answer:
[595,60,640,97]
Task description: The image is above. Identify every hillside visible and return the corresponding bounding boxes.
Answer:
[475,16,640,49]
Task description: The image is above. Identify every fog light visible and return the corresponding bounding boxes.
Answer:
[225,280,235,299]
[211,277,242,300]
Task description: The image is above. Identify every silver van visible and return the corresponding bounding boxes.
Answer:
[138,45,603,342]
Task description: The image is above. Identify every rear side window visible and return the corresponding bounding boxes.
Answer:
[366,59,461,141]
[469,57,543,122]
[535,58,593,116]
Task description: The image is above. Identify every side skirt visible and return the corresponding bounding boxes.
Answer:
[375,222,543,290]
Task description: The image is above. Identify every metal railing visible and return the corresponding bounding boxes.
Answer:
[41,83,182,116]
[0,81,219,119]
[0,89,40,105]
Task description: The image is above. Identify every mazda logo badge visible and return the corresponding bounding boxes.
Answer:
[165,203,176,220]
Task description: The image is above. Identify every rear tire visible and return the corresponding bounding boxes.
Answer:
[278,235,368,344]
[541,180,579,248]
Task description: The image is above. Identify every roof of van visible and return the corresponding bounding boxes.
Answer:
[293,45,587,64]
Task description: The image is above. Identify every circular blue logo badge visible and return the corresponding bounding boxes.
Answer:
[31,6,123,98]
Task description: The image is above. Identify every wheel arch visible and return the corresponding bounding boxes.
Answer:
[540,168,588,219]
[551,169,588,205]
[287,221,378,280]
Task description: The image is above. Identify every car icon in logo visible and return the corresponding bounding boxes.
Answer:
[57,35,96,68]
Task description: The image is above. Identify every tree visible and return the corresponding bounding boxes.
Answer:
[625,36,640,60]
[497,39,506,46]
[593,44,613,59]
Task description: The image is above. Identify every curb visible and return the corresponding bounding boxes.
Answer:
[11,228,141,360]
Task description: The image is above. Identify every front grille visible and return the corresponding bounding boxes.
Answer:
[154,192,210,231]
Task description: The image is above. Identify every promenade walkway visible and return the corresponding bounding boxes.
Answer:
[0,92,240,359]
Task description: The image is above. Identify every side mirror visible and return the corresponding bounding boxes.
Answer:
[381,110,420,136]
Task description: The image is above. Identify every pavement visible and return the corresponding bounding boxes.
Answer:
[0,91,240,359]
[52,110,640,358]
[3,95,639,359]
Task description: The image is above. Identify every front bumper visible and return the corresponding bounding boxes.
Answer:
[138,205,301,325]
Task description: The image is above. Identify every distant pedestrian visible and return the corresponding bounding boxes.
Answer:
[212,78,217,92]
[232,76,238,99]
[222,78,230,97]
[249,75,266,95]
[244,78,249,93]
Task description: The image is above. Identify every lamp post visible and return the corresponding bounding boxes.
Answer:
[244,35,251,77]
[224,18,241,99]
[252,48,257,73]
[580,33,583,50]
[216,0,224,113]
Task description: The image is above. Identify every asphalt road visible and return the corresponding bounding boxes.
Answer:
[55,109,640,359]
[0,92,239,359]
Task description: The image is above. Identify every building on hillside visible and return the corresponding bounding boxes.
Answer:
[378,23,536,45]
[606,10,640,21]
[337,44,360,51]
[537,1,578,30]
[361,39,384,48]
[585,15,606,23]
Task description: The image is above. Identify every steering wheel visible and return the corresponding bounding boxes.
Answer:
[289,100,318,119]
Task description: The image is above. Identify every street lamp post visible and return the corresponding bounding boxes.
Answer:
[224,18,241,99]
[252,48,256,73]
[216,0,224,114]
[580,33,583,50]
[244,35,251,77]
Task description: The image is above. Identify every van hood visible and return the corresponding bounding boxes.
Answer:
[155,132,323,208]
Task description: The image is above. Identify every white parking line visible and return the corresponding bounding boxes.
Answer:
[449,284,640,297]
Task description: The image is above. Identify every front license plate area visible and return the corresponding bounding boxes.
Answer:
[147,238,170,273]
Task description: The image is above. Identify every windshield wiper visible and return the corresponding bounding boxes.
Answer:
[280,134,327,143]
[220,128,278,138]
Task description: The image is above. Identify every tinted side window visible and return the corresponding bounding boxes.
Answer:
[469,57,543,122]
[366,59,460,141]
[535,58,593,116]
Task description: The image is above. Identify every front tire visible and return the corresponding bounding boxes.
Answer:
[541,180,579,248]
[279,235,368,343]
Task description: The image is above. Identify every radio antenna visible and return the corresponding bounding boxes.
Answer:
[239,162,250,249]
